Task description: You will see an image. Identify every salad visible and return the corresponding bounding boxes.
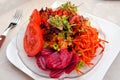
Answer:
[23,2,108,78]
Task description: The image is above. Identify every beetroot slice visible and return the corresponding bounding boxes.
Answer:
[65,62,76,74]
[65,53,79,74]
[36,48,79,78]
[50,69,64,78]
[36,55,47,70]
[41,47,54,56]
[59,49,73,69]
[46,52,61,69]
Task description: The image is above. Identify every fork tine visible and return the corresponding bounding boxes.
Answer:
[14,10,22,24]
[11,10,19,22]
[11,10,22,24]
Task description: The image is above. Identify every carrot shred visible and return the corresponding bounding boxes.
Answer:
[72,24,108,70]
[75,68,84,75]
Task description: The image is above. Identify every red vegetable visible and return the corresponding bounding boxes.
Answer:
[36,55,47,70]
[50,69,64,78]
[65,53,79,74]
[46,52,61,69]
[59,49,73,69]
[24,21,44,57]
[30,9,41,25]
[36,48,79,78]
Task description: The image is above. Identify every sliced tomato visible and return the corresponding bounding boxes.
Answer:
[24,21,44,57]
[30,9,41,25]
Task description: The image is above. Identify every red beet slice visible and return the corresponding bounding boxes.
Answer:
[41,47,54,56]
[65,63,76,74]
[65,53,79,74]
[59,49,73,69]
[50,69,64,78]
[46,52,61,69]
[36,48,79,78]
[36,55,47,70]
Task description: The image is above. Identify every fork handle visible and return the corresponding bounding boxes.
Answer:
[0,35,6,48]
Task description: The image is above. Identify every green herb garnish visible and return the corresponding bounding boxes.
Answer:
[77,60,84,69]
[58,1,77,13]
[49,15,71,32]
[52,43,59,51]
[49,15,63,27]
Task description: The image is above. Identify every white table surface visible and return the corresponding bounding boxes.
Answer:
[0,0,120,80]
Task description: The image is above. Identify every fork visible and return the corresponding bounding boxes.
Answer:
[0,10,22,48]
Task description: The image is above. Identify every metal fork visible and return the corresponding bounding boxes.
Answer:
[0,10,22,48]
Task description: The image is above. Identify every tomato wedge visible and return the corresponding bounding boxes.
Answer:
[24,21,44,57]
[30,9,41,25]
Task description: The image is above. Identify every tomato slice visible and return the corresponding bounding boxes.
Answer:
[30,9,41,25]
[24,21,44,57]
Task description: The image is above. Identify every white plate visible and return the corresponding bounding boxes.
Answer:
[6,13,120,80]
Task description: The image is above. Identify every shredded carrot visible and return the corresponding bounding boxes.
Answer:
[75,68,84,75]
[72,24,108,68]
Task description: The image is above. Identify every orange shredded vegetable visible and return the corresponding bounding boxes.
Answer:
[73,25,108,67]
